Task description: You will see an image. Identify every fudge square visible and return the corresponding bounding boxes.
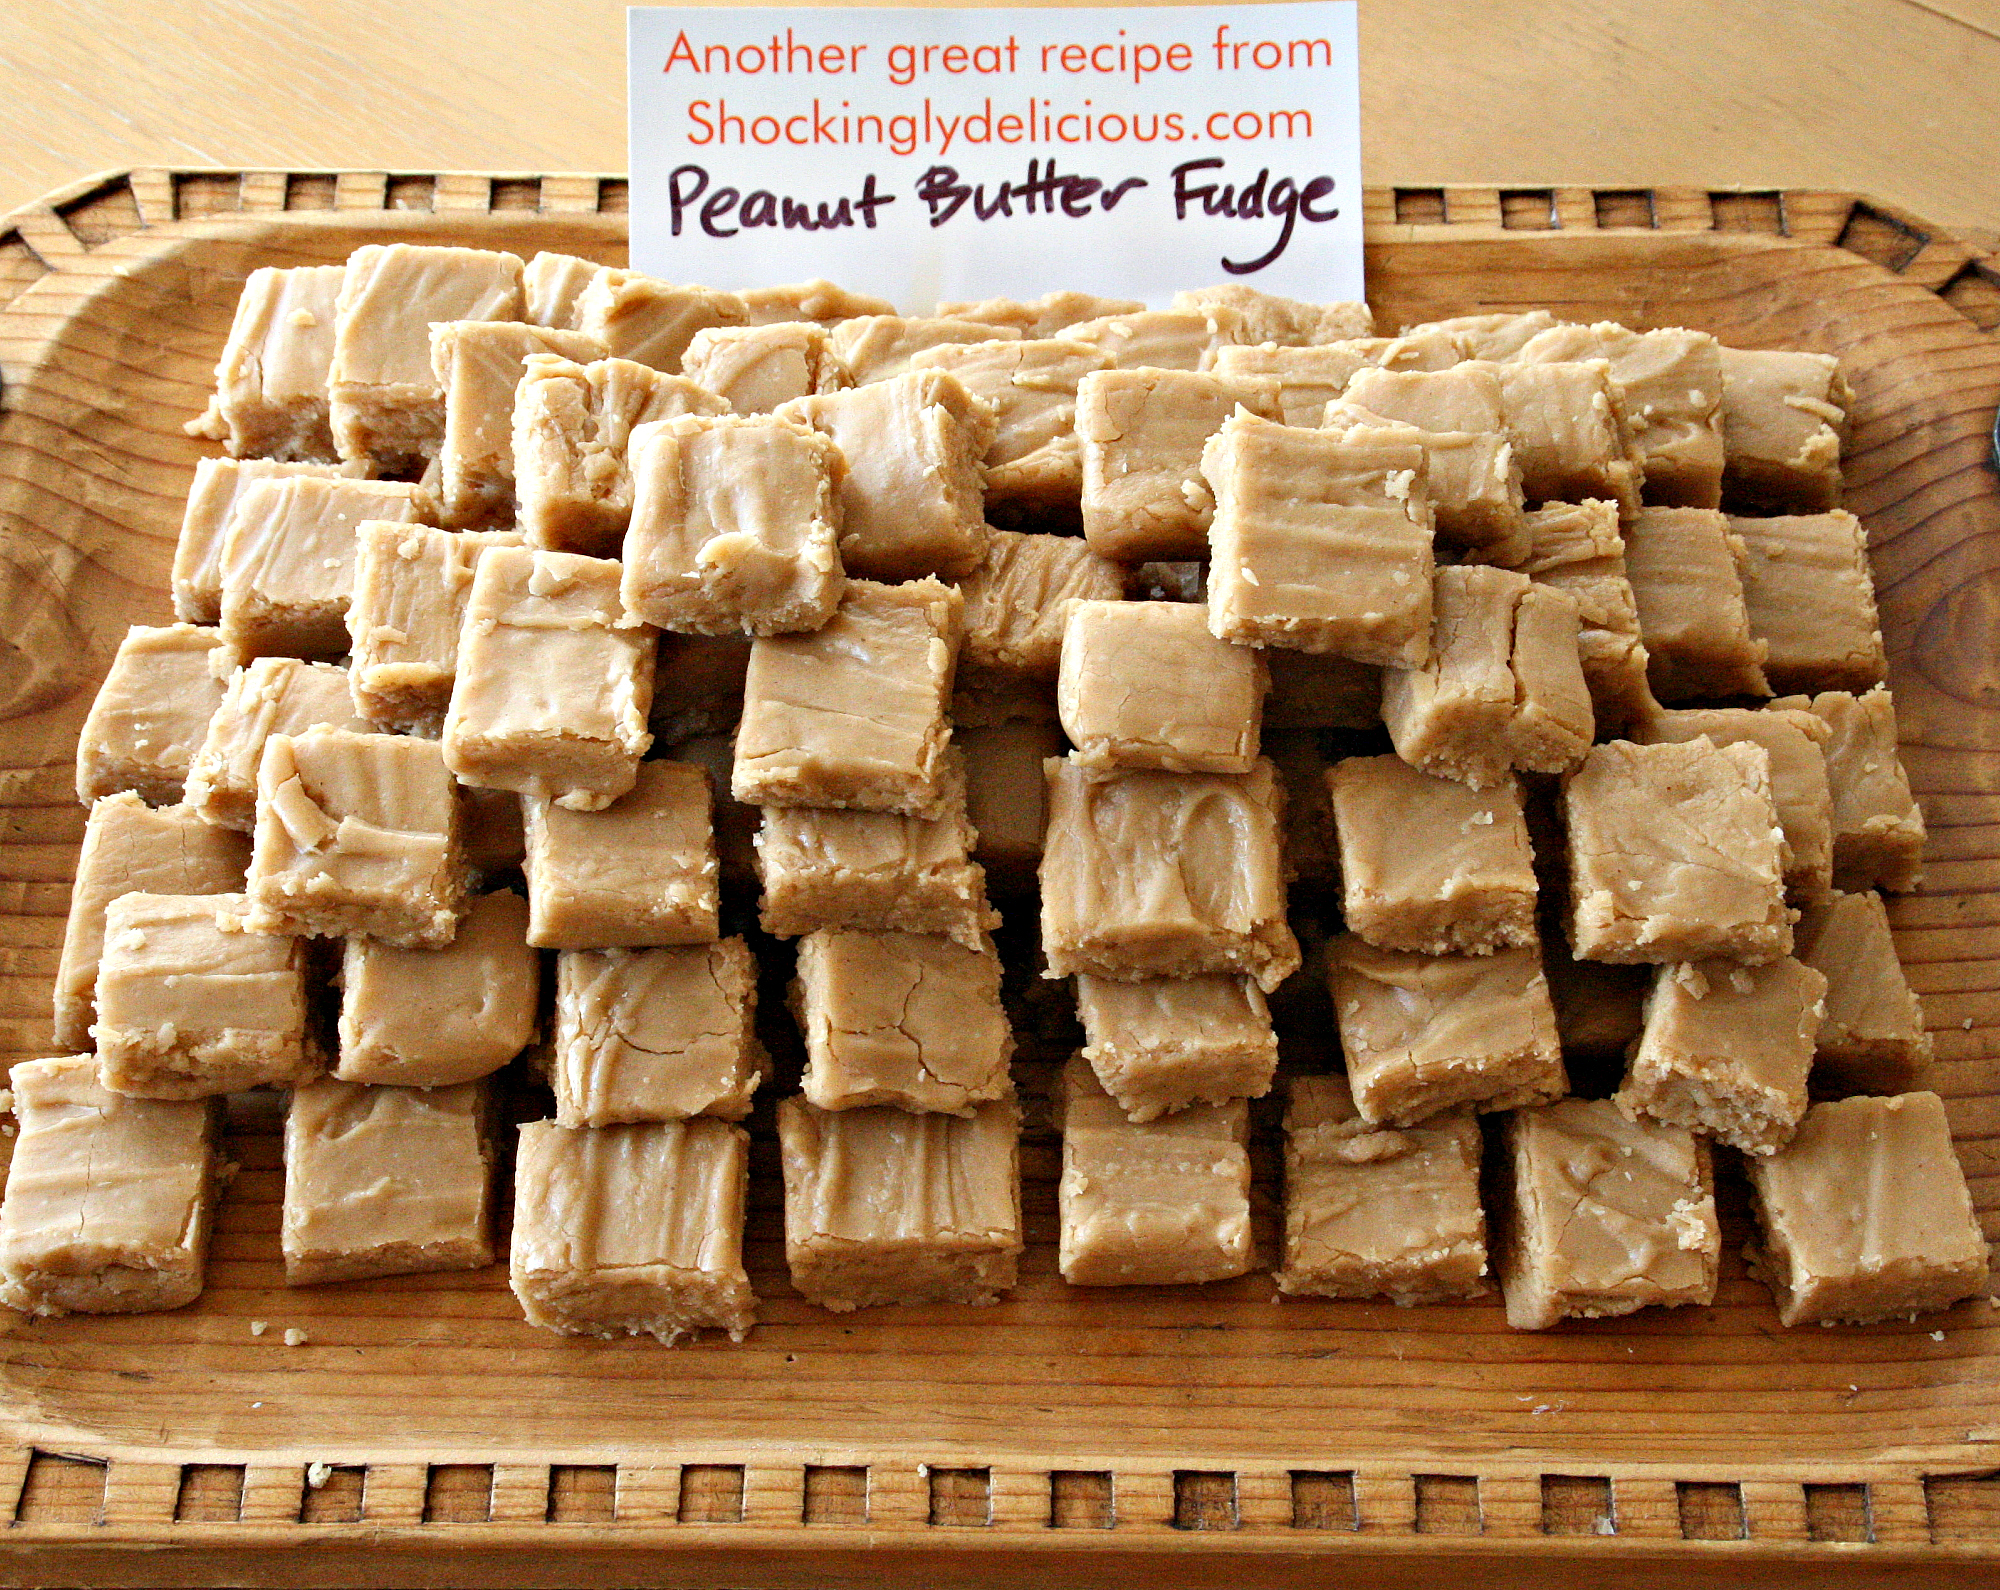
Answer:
[1208,341,1374,426]
[1491,359,1644,512]
[523,759,718,948]
[907,336,1114,512]
[1564,739,1790,964]
[510,1115,755,1343]
[1040,756,1300,991]
[777,1095,1022,1311]
[189,263,345,461]
[957,530,1125,698]
[245,727,466,948]
[442,545,656,811]
[1201,412,1434,665]
[282,1077,494,1285]
[1747,1092,1987,1326]
[1729,511,1887,695]
[739,278,893,325]
[0,1056,220,1317]
[1329,936,1565,1128]
[173,457,363,624]
[678,320,848,414]
[1076,973,1278,1122]
[349,522,519,731]
[1720,347,1850,513]
[733,578,961,817]
[1058,599,1266,776]
[827,313,1021,384]
[1622,506,1770,702]
[622,413,845,636]
[1330,754,1538,957]
[76,624,229,804]
[573,268,747,372]
[522,250,601,328]
[337,889,539,1086]
[1174,283,1372,345]
[936,289,1138,336]
[1776,687,1926,892]
[793,928,1013,1114]
[1276,1074,1488,1305]
[552,940,762,1126]
[1498,1098,1720,1331]
[1615,957,1828,1156]
[1795,890,1931,1095]
[1519,500,1656,732]
[431,319,602,527]
[186,657,368,831]
[93,892,317,1098]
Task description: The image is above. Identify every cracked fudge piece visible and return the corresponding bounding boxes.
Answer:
[827,314,1019,383]
[1276,1073,1488,1304]
[1404,310,1556,361]
[1622,506,1769,701]
[1520,500,1656,731]
[956,530,1124,701]
[431,319,602,526]
[1728,511,1887,694]
[1746,1092,1985,1325]
[522,759,717,948]
[511,1115,755,1342]
[573,268,746,371]
[679,320,848,413]
[76,624,229,805]
[1795,890,1931,1095]
[1058,599,1265,776]
[348,522,519,730]
[522,250,602,329]
[937,290,1141,336]
[1206,342,1372,426]
[738,278,894,325]
[173,458,365,624]
[1491,359,1643,512]
[282,1077,494,1285]
[1076,973,1277,1122]
[0,1056,220,1316]
[1067,305,1244,371]
[190,264,345,461]
[186,658,367,830]
[958,720,1063,893]
[909,337,1113,511]
[1720,347,1849,512]
[1173,285,1372,346]
[1774,687,1925,892]
[777,1094,1021,1310]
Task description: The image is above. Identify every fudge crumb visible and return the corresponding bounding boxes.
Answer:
[249,1319,268,1337]
[283,1327,309,1347]
[306,1461,333,1489]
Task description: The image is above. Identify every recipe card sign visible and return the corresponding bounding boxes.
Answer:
[628,3,1361,307]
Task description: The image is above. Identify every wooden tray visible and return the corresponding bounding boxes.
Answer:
[2,169,2000,1590]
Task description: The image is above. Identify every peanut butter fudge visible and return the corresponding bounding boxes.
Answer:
[186,658,367,830]
[511,1115,755,1342]
[348,522,518,731]
[957,720,1062,892]
[0,1056,220,1316]
[1775,688,1925,892]
[54,794,249,1052]
[1078,366,1282,561]
[623,413,844,635]
[938,289,1141,337]
[522,760,717,948]
[679,320,847,414]
[738,278,894,325]
[1719,347,1850,512]
[650,631,753,744]
[1330,755,1539,955]
[1498,1098,1720,1330]
[793,928,1012,1114]
[245,727,465,947]
[515,354,729,556]
[173,458,365,624]
[1564,739,1790,964]
[1173,285,1372,346]
[552,940,762,1125]
[443,545,655,810]
[1795,890,1930,1094]
[336,890,539,1086]
[1405,310,1557,361]
[1622,506,1770,701]
[777,1095,1022,1310]
[1040,756,1299,990]
[1068,305,1244,371]
[733,578,961,816]
[825,314,1018,384]
[1206,342,1370,426]
[1491,359,1643,511]
[1746,1092,1985,1325]
[1076,973,1277,1122]
[908,337,1113,511]
[190,264,345,460]
[1728,511,1887,694]
[283,1078,494,1285]
[76,624,229,804]
[779,369,994,581]
[1519,500,1656,730]
[1276,1074,1488,1304]
[522,250,602,329]
[1265,649,1383,729]
[1201,413,1434,663]
[956,530,1124,699]
[573,268,747,372]
[431,319,602,526]
[1058,599,1266,776]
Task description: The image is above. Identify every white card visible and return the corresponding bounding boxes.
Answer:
[628,3,1362,309]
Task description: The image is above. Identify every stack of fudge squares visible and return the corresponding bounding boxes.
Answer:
[8,243,1984,1352]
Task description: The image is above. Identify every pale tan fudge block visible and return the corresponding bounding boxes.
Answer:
[1795,890,1931,1095]
[515,354,729,556]
[443,546,655,810]
[511,1115,755,1342]
[754,746,996,948]
[957,529,1124,694]
[733,578,961,816]
[1322,330,1472,373]
[1402,310,1558,361]
[1058,600,1266,776]
[1207,342,1369,426]
[1492,359,1643,512]
[938,290,1142,337]
[739,279,895,325]
[1720,347,1850,512]
[1040,756,1299,991]
[1636,707,1835,899]
[1617,957,1827,1154]
[1173,286,1372,346]
[1499,1098,1719,1330]
[1728,511,1886,695]
[189,264,345,462]
[1277,1074,1488,1304]
[553,940,761,1126]
[187,658,367,831]
[348,522,519,731]
[1265,649,1382,729]
[94,892,316,1097]
[908,337,1112,509]
[53,794,249,1053]
[827,314,1020,384]
[1564,739,1790,964]
[336,890,538,1086]
[779,369,994,581]
[1068,305,1248,372]
[679,321,848,414]
[957,720,1062,892]
[522,251,602,329]
[76,625,229,805]
[1622,505,1770,701]
[1076,973,1277,1122]
[1056,1056,1252,1287]
[650,631,752,744]
[1330,755,1538,956]
[574,268,747,372]
[245,727,466,947]
[1774,688,1925,892]
[1078,366,1283,561]
[282,1077,494,1285]
[1382,566,1520,787]
[793,929,1012,1114]
[778,1095,1021,1310]
[1509,584,1594,774]
[1201,412,1434,662]
[1520,500,1657,730]
[523,760,717,948]
[0,1056,219,1316]
[219,475,426,662]
[1746,1092,1985,1325]
[431,319,602,527]
[173,458,366,625]
[622,413,844,636]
